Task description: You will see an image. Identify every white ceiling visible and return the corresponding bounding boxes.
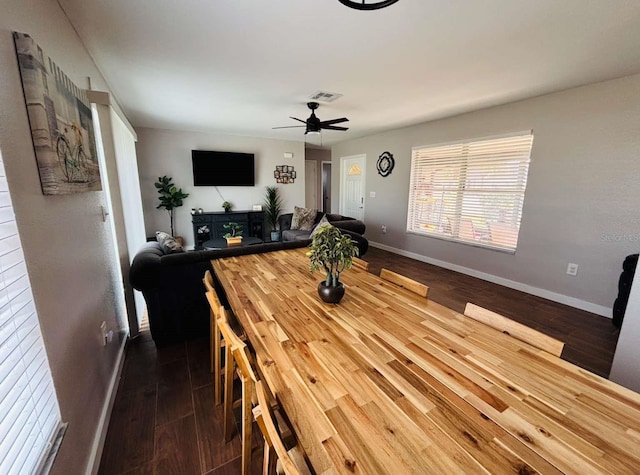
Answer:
[58,0,640,147]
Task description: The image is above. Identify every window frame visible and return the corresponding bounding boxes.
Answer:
[406,131,534,254]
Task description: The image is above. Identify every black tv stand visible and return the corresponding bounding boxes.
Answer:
[192,210,265,249]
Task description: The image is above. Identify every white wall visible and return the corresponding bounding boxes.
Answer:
[135,127,306,246]
[610,271,640,392]
[0,1,127,473]
[332,74,640,316]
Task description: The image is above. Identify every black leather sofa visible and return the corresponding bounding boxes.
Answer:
[129,234,368,346]
[278,212,368,256]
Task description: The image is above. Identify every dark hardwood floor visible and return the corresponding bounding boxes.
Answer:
[99,246,620,474]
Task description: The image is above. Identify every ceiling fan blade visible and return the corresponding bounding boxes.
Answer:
[272,125,306,129]
[320,125,349,131]
[319,117,349,126]
[290,117,308,124]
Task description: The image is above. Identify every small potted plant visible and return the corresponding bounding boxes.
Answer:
[223,222,243,246]
[155,175,189,239]
[307,225,358,304]
[222,201,232,212]
[264,186,283,241]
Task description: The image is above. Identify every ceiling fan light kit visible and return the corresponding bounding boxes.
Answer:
[338,0,400,11]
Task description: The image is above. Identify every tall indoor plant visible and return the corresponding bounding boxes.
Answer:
[264,185,283,241]
[307,225,358,303]
[155,175,189,237]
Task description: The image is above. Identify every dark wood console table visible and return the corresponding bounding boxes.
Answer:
[192,210,265,249]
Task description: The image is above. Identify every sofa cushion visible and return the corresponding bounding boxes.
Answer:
[155,231,184,254]
[282,229,312,241]
[291,206,317,231]
[310,215,331,239]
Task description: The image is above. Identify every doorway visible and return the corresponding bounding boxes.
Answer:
[322,161,332,213]
[305,159,318,209]
[340,154,365,220]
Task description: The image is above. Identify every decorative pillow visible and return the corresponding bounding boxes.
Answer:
[290,206,317,231]
[155,231,184,254]
[310,215,332,239]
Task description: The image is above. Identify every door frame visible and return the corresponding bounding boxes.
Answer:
[321,160,332,213]
[339,154,366,219]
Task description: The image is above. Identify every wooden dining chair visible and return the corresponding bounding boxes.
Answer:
[380,268,429,298]
[254,380,312,475]
[463,303,565,357]
[204,271,247,404]
[218,309,257,475]
[352,256,369,271]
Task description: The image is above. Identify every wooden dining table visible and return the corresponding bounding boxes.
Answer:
[212,248,640,474]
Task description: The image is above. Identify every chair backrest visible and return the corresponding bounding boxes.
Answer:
[463,303,564,356]
[380,268,429,298]
[203,270,215,292]
[206,289,224,321]
[254,380,308,475]
[218,309,256,382]
[488,222,518,249]
[352,257,369,271]
[458,218,476,241]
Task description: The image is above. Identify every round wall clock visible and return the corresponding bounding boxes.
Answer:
[377,151,395,177]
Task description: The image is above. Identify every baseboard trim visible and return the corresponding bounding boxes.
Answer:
[369,241,612,318]
[86,330,129,475]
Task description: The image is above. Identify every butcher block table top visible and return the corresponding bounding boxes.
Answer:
[212,248,640,474]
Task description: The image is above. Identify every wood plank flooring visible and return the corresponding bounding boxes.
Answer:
[99,246,620,474]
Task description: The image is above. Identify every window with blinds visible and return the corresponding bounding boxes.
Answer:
[0,153,64,475]
[407,132,533,252]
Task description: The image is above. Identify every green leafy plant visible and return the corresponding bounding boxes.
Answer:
[307,225,358,287]
[264,186,283,232]
[222,201,232,212]
[223,222,243,239]
[155,175,189,236]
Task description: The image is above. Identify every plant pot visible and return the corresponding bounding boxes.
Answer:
[317,281,345,304]
[226,236,243,246]
[270,231,281,242]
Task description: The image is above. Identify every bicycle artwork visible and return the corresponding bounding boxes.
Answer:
[14,32,102,195]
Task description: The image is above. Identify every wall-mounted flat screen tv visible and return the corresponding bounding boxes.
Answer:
[192,150,255,186]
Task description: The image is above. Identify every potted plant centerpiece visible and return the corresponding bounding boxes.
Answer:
[222,201,232,212]
[155,175,189,242]
[307,225,359,304]
[264,185,283,242]
[223,221,243,246]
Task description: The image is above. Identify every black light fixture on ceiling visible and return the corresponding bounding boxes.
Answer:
[338,0,400,10]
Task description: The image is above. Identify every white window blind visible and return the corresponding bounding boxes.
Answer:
[407,132,533,252]
[0,153,63,475]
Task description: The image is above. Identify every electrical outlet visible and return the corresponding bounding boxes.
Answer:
[381,225,387,234]
[369,191,376,198]
[566,263,579,276]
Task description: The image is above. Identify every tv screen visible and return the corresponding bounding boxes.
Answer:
[192,150,255,186]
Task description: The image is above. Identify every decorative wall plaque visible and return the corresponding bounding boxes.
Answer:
[377,151,395,177]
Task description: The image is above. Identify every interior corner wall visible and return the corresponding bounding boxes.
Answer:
[135,127,306,246]
[0,2,127,473]
[331,74,640,315]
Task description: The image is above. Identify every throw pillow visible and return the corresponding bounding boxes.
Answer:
[310,215,332,239]
[290,206,317,231]
[155,231,184,254]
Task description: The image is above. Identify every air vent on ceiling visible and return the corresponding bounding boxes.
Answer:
[308,91,343,103]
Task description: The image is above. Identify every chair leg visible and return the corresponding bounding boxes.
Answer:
[214,317,222,405]
[223,345,235,442]
[241,379,253,475]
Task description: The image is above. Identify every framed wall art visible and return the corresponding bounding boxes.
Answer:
[274,165,296,184]
[14,32,102,195]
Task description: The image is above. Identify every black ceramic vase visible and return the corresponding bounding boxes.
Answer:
[317,281,345,304]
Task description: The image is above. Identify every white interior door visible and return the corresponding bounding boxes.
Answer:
[305,159,318,209]
[340,155,365,220]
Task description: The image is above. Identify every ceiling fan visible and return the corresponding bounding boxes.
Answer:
[273,102,349,135]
